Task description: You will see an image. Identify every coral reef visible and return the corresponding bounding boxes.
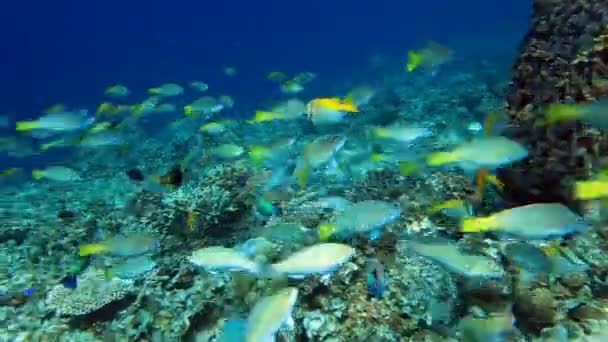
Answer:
[499,0,608,206]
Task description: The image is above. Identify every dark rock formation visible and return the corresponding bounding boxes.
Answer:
[498,0,608,207]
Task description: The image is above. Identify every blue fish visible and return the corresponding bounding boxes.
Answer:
[23,286,36,297]
[62,274,78,289]
[366,258,386,298]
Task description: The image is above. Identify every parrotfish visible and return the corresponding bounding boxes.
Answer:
[270,243,354,279]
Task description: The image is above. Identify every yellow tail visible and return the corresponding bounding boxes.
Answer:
[429,199,463,213]
[148,88,160,95]
[318,223,336,241]
[406,50,422,72]
[31,170,45,180]
[575,180,608,200]
[78,243,109,256]
[545,103,579,124]
[460,216,496,233]
[338,99,359,112]
[370,153,384,162]
[248,145,269,167]
[184,105,194,116]
[426,151,458,166]
[16,120,39,131]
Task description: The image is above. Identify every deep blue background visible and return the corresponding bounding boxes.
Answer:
[2,0,531,117]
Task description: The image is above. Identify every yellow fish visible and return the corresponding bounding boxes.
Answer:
[305,97,359,125]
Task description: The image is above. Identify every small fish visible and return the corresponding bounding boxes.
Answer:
[270,243,354,279]
[545,96,608,128]
[406,41,453,73]
[224,66,237,77]
[188,246,260,274]
[200,121,227,135]
[218,95,235,108]
[190,81,209,92]
[370,125,432,143]
[126,168,144,181]
[16,110,94,132]
[292,71,316,84]
[1,167,22,177]
[267,71,288,83]
[366,258,386,298]
[61,274,78,289]
[184,96,223,116]
[211,144,245,160]
[32,166,81,182]
[255,196,276,218]
[407,241,505,279]
[461,203,591,240]
[22,286,36,297]
[132,96,160,117]
[151,166,183,187]
[148,83,184,97]
[245,288,299,341]
[574,178,608,200]
[248,110,286,123]
[79,233,159,257]
[502,242,552,275]
[429,199,473,218]
[426,136,528,171]
[294,135,346,187]
[280,80,305,94]
[78,131,124,148]
[305,97,359,126]
[319,200,400,241]
[104,84,130,97]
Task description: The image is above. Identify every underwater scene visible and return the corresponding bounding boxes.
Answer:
[4,0,608,341]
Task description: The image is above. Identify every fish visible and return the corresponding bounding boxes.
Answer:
[16,110,94,132]
[0,167,22,177]
[429,199,474,219]
[502,242,552,276]
[148,83,184,97]
[545,96,608,128]
[319,200,400,241]
[366,258,386,298]
[132,96,161,117]
[61,274,78,289]
[109,255,157,279]
[270,243,354,279]
[199,121,227,135]
[426,136,528,171]
[224,66,237,77]
[574,178,608,200]
[184,96,223,116]
[151,166,183,187]
[236,237,275,261]
[245,288,298,341]
[104,84,130,97]
[280,80,305,94]
[461,203,591,240]
[345,85,376,107]
[305,97,359,126]
[294,135,346,187]
[79,233,159,257]
[249,99,305,123]
[218,95,235,108]
[458,306,515,342]
[406,41,453,73]
[267,71,288,83]
[406,241,505,279]
[77,131,124,148]
[126,168,145,181]
[188,246,260,274]
[212,143,245,160]
[369,125,432,143]
[254,222,316,245]
[32,166,81,182]
[22,286,36,297]
[292,72,316,84]
[314,196,352,211]
[190,81,209,92]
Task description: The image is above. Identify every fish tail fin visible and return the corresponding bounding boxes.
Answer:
[460,216,496,233]
[426,151,458,166]
[248,145,268,167]
[575,180,608,200]
[150,175,161,183]
[398,160,419,176]
[148,88,160,95]
[294,164,310,188]
[184,105,193,116]
[78,243,108,256]
[406,50,423,72]
[318,223,336,241]
[545,103,580,124]
[370,153,384,162]
[340,98,359,112]
[15,120,39,131]
[31,170,44,180]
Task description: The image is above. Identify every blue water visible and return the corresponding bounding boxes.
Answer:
[1,0,531,169]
